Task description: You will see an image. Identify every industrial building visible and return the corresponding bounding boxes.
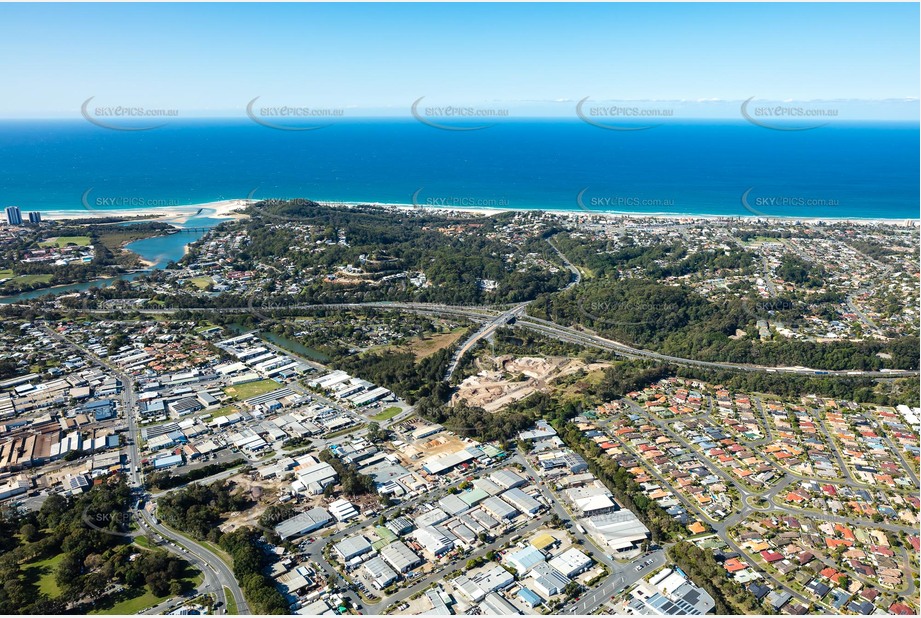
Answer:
[334,535,373,561]
[548,547,594,578]
[380,541,423,573]
[481,496,518,520]
[274,507,333,540]
[363,556,398,589]
[500,487,542,515]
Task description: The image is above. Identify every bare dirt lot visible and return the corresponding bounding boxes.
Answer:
[451,355,611,412]
[399,433,469,463]
[219,473,289,533]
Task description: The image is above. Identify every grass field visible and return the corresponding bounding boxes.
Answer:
[372,406,402,421]
[40,235,91,248]
[224,587,237,615]
[223,379,281,401]
[88,566,202,615]
[407,328,466,359]
[94,228,163,252]
[2,274,53,288]
[22,552,65,598]
[0,269,13,279]
[210,404,240,418]
[133,535,151,549]
[187,276,213,289]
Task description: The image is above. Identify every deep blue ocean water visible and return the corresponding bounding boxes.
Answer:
[0,119,917,219]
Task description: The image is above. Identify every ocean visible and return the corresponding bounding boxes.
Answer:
[0,119,917,220]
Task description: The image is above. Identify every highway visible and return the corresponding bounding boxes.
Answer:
[53,300,919,379]
[57,299,918,379]
[443,302,529,380]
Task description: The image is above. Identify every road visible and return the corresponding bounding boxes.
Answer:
[40,323,251,615]
[547,235,582,290]
[57,300,919,379]
[444,302,529,380]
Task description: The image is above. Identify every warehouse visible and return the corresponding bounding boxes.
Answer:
[153,454,183,469]
[548,547,594,578]
[421,446,483,475]
[169,397,203,417]
[517,587,543,608]
[296,462,338,488]
[468,508,500,529]
[500,487,542,515]
[481,592,521,615]
[586,511,650,554]
[413,526,454,557]
[363,556,398,589]
[350,386,390,407]
[489,468,527,489]
[481,496,518,520]
[385,516,414,536]
[505,545,546,573]
[329,498,359,522]
[274,507,333,540]
[334,535,373,561]
[380,541,423,573]
[414,507,449,528]
[529,562,571,598]
[411,424,443,440]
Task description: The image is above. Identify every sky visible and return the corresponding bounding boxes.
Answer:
[0,2,918,119]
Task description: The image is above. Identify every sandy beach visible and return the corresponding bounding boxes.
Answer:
[308,199,919,227]
[39,199,255,224]
[33,197,917,228]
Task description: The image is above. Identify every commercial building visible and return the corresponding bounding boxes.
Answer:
[625,570,715,615]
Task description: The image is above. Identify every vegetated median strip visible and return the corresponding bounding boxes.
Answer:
[163,523,235,567]
[223,587,237,615]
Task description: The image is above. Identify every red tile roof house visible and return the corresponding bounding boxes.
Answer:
[819,567,838,580]
[760,550,784,563]
[888,603,914,615]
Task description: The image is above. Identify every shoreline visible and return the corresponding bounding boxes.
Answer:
[32,198,919,227]
[40,199,253,225]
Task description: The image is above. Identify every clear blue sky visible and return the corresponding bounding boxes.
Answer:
[1,2,917,118]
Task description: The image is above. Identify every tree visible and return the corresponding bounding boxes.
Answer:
[19,523,38,542]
